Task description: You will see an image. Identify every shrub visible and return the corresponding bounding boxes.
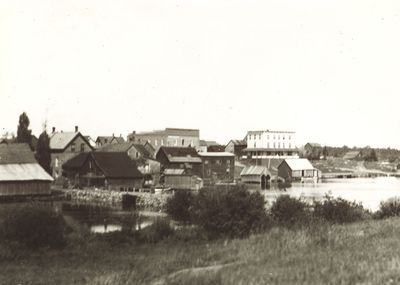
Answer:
[139,218,174,243]
[166,190,194,223]
[376,197,400,219]
[313,196,366,224]
[0,204,67,249]
[270,195,309,227]
[192,186,268,238]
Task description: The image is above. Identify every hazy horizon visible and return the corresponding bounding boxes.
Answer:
[1,0,399,148]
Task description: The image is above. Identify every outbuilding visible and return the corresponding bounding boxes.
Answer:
[278,158,320,182]
[240,165,271,188]
[0,144,53,196]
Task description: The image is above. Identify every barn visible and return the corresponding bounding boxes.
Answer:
[62,152,144,191]
[278,158,320,182]
[0,144,53,196]
[240,165,271,188]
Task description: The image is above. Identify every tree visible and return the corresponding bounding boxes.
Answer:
[322,146,328,159]
[35,130,51,174]
[16,112,32,148]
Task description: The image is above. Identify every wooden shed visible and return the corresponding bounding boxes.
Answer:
[0,144,53,196]
[278,158,320,182]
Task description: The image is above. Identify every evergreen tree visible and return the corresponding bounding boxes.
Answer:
[322,146,328,159]
[16,112,32,148]
[35,130,51,174]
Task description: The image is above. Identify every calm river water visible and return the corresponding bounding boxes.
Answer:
[258,177,400,211]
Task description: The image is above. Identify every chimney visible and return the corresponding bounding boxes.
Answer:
[52,127,55,133]
[75,126,78,132]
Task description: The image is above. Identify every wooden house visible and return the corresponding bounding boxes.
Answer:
[225,139,247,159]
[343,151,362,160]
[278,158,320,182]
[156,146,202,177]
[198,152,235,184]
[98,142,160,187]
[0,144,53,196]
[49,126,94,179]
[62,152,143,191]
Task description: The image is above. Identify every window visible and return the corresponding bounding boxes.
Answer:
[289,136,291,140]
[182,139,185,146]
[278,135,280,140]
[283,142,285,148]
[55,157,59,168]
[254,142,256,148]
[205,160,209,164]
[289,143,292,148]
[267,135,269,139]
[267,142,270,148]
[278,142,281,148]
[71,143,76,152]
[80,143,85,152]
[259,134,261,139]
[283,135,285,140]
[273,142,276,148]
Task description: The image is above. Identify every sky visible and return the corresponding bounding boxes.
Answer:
[1,0,400,148]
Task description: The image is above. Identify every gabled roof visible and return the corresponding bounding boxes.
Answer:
[0,144,37,164]
[50,132,93,151]
[199,140,219,147]
[280,158,315,171]
[0,144,53,182]
[63,152,143,179]
[156,146,202,163]
[111,137,125,144]
[228,139,247,146]
[99,142,151,158]
[240,165,270,176]
[343,151,361,160]
[207,145,225,152]
[164,169,185,175]
[305,143,322,148]
[198,152,235,157]
[96,136,114,144]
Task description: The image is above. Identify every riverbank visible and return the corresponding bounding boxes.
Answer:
[2,217,400,284]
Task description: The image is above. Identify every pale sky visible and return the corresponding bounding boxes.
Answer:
[1,0,399,148]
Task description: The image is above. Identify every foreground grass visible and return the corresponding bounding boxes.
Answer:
[2,218,400,284]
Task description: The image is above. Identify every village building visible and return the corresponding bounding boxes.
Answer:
[0,144,53,196]
[207,145,225,152]
[98,142,160,187]
[155,146,202,177]
[303,142,323,160]
[127,128,200,150]
[244,130,299,160]
[196,140,218,153]
[162,169,203,190]
[277,158,320,182]
[198,152,235,184]
[49,126,94,179]
[240,165,271,188]
[343,151,363,160]
[62,152,143,191]
[225,139,247,159]
[95,135,125,148]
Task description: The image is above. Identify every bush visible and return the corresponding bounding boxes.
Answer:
[139,218,174,243]
[270,195,309,227]
[313,196,366,224]
[192,186,268,238]
[166,190,194,223]
[0,204,67,249]
[376,197,400,219]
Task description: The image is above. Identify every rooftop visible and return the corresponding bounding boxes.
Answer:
[281,158,315,170]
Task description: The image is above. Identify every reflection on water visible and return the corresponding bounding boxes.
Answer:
[250,177,400,211]
[61,203,166,234]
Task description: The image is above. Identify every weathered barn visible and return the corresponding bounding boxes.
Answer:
[163,169,203,190]
[225,139,247,159]
[62,152,144,191]
[0,144,53,196]
[278,158,320,182]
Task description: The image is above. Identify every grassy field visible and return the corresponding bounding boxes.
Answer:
[2,218,400,284]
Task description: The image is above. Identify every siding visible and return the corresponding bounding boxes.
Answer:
[0,181,51,196]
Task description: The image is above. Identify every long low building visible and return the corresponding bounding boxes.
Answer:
[0,144,53,196]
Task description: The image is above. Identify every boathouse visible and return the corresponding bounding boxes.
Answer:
[278,158,320,182]
[240,165,271,188]
[0,144,53,196]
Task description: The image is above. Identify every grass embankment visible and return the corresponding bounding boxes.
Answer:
[2,218,400,284]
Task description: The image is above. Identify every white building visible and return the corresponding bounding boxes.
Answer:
[245,130,299,159]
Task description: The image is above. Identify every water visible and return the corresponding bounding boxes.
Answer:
[254,177,400,211]
[60,203,166,234]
